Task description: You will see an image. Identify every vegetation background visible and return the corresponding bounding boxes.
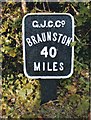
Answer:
[0,1,91,119]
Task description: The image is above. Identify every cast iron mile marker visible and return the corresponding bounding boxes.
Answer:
[23,13,74,79]
[22,13,74,104]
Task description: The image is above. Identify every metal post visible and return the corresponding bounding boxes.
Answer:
[39,79,60,104]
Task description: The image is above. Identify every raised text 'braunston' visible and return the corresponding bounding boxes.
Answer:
[26,32,73,47]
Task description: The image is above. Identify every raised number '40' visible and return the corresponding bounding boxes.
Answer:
[40,46,57,58]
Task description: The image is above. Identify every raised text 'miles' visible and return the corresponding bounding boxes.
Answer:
[26,31,73,47]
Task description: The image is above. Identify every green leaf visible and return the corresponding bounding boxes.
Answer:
[71,41,77,46]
